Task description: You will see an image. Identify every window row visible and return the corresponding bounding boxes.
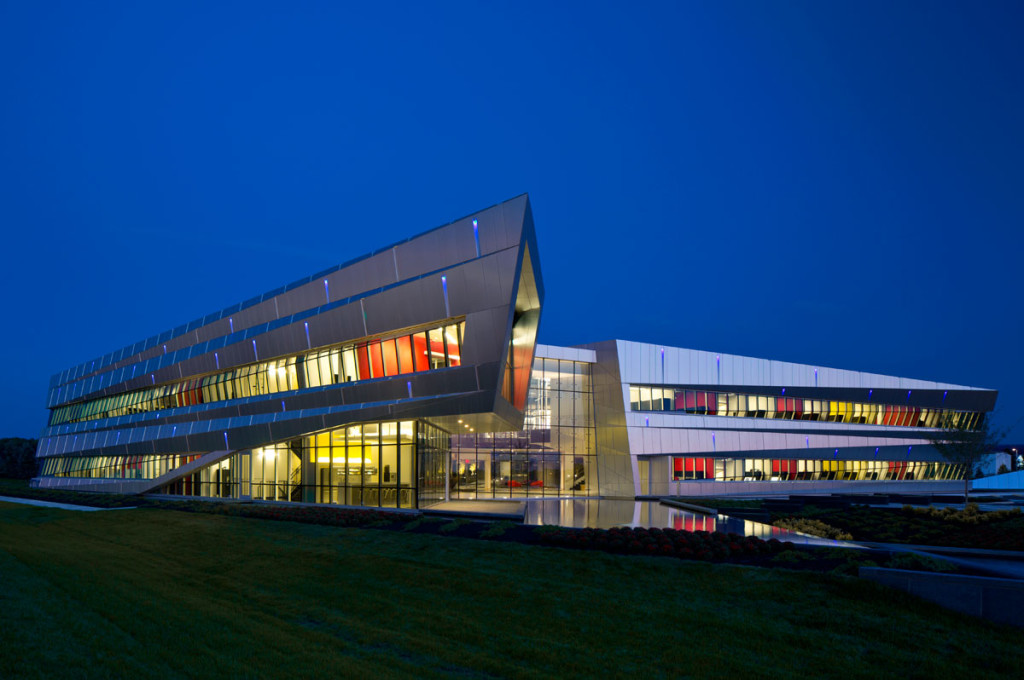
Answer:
[50,320,465,426]
[671,456,964,482]
[630,386,984,430]
[40,454,187,480]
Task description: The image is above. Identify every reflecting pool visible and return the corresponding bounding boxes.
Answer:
[523,499,856,547]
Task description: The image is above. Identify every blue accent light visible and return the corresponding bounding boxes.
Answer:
[943,390,948,401]
[473,219,480,257]
[834,448,839,457]
[252,339,258,360]
[281,400,286,412]
[407,381,413,398]
[223,432,229,449]
[874,447,879,457]
[151,374,155,384]
[805,436,810,449]
[907,390,912,402]
[712,432,716,451]
[868,389,873,400]
[229,317,234,333]
[163,344,167,354]
[441,276,450,317]
[814,368,818,386]
[324,279,330,303]
[215,352,220,369]
[781,387,786,395]
[645,417,649,427]
[304,322,311,349]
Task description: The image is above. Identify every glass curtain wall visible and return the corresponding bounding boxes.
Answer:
[161,419,447,509]
[306,421,419,509]
[451,357,597,499]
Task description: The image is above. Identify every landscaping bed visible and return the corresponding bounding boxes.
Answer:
[769,503,1024,550]
[0,480,985,574]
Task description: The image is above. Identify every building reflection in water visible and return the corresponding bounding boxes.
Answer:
[522,499,857,547]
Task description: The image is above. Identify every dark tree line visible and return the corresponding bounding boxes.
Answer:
[0,438,39,479]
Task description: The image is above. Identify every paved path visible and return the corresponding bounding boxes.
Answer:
[856,540,1024,580]
[0,496,134,512]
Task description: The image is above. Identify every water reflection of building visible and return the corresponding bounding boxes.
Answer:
[33,195,998,505]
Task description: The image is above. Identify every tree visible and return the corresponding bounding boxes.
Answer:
[0,438,39,480]
[928,417,1005,509]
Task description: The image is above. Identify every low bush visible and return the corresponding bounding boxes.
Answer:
[480,520,517,539]
[772,517,853,540]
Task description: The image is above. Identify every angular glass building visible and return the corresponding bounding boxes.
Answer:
[33,195,998,504]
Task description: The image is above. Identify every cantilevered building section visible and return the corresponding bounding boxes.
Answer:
[36,195,542,508]
[34,195,998,503]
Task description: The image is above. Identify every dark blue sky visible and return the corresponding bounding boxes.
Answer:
[2,2,1021,440]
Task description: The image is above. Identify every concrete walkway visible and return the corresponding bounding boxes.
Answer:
[0,496,134,512]
[857,540,1024,580]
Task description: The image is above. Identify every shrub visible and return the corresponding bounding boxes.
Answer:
[771,550,812,564]
[885,552,957,573]
[772,517,853,541]
[439,518,471,534]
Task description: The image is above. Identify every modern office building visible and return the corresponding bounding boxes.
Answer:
[33,195,998,505]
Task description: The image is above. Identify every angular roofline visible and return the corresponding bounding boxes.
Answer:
[48,193,530,384]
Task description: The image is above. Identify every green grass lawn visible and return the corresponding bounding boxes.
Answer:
[0,501,1018,679]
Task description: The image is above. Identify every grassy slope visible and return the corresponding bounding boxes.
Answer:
[0,502,1018,680]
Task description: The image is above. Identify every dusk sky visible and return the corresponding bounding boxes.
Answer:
[1,2,1021,441]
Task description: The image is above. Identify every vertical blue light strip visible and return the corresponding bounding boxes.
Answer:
[304,322,311,349]
[229,317,234,333]
[223,432,229,449]
[407,381,413,398]
[473,219,480,257]
[441,275,450,317]
[215,352,220,369]
[324,279,330,303]
[252,339,258,361]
